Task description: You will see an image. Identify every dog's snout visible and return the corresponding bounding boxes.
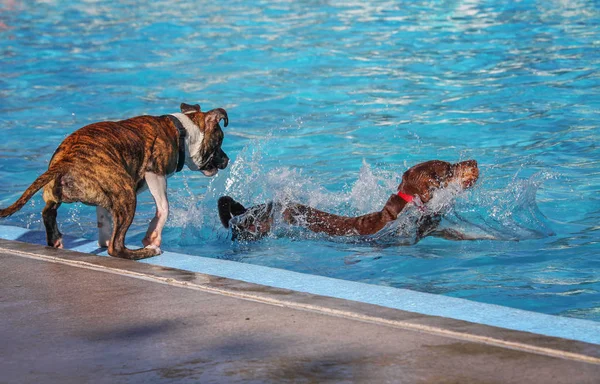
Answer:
[455,159,479,188]
[216,151,229,169]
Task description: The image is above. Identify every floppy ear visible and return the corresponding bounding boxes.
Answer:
[180,103,201,114]
[400,173,433,202]
[204,108,229,131]
[399,182,423,199]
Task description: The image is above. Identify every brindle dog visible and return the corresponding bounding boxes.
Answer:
[0,103,229,259]
[218,160,479,242]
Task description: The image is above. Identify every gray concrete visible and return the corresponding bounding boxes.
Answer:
[0,240,599,383]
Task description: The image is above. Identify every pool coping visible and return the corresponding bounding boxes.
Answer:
[0,225,598,365]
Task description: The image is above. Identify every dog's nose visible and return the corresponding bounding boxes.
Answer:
[218,152,229,169]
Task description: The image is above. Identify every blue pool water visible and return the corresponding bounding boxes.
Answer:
[1,1,599,321]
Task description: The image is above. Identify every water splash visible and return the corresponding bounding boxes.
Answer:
[364,181,465,246]
[180,141,554,246]
[440,171,556,241]
[349,160,400,213]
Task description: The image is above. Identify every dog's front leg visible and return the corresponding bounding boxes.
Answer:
[142,172,168,250]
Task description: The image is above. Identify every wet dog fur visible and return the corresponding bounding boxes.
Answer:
[218,160,479,243]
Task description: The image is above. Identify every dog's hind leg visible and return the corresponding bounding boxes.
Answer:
[106,185,160,260]
[42,180,63,248]
[42,200,62,248]
[96,206,112,248]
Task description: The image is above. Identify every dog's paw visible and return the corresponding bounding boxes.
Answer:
[98,240,110,248]
[142,231,161,248]
[145,244,162,255]
[53,238,64,249]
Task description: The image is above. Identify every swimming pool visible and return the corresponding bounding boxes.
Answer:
[1,0,598,321]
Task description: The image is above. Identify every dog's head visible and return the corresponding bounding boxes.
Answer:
[398,160,479,203]
[179,102,229,177]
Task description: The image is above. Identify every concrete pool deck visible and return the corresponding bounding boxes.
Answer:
[1,238,599,383]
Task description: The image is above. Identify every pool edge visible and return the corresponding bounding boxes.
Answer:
[1,224,598,346]
[0,230,598,364]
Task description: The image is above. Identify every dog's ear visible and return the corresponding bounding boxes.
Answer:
[400,173,433,203]
[180,103,201,114]
[402,183,432,202]
[204,108,229,130]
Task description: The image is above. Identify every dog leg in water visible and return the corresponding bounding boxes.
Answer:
[430,228,497,241]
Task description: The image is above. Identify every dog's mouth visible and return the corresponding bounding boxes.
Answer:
[196,149,228,177]
[201,168,218,177]
[196,155,222,177]
[460,167,479,189]
[453,160,479,189]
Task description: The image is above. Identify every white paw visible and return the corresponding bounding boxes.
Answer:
[145,244,162,255]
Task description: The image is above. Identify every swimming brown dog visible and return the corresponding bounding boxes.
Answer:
[218,160,479,242]
[0,103,229,259]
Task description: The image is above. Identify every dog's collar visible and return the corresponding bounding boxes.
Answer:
[397,191,414,203]
[397,191,427,212]
[165,115,187,172]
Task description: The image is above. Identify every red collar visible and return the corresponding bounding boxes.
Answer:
[397,191,414,203]
[398,190,427,212]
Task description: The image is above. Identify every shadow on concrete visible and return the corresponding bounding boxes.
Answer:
[14,228,105,253]
[112,333,365,383]
[82,320,182,343]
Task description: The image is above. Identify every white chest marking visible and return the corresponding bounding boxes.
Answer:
[169,113,204,169]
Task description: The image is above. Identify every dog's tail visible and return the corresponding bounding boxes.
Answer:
[0,170,58,217]
[217,196,247,228]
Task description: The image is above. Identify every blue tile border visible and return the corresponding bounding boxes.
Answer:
[1,224,598,345]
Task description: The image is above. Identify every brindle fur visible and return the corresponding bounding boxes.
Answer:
[0,103,229,259]
[218,160,479,242]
